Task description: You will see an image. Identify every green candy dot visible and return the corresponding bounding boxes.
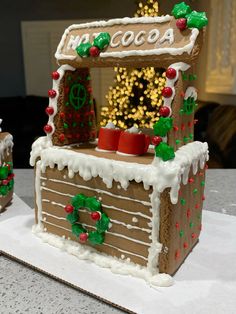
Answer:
[179,109,184,115]
[72,122,77,127]
[67,76,72,81]
[181,198,186,206]
[63,123,69,129]
[201,181,205,186]
[176,139,181,145]
[183,137,189,143]
[193,188,198,194]
[182,73,188,81]
[189,222,194,228]
[189,133,193,140]
[65,102,70,106]
[88,121,93,126]
[179,230,184,237]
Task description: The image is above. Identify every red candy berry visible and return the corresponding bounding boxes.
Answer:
[166,68,177,80]
[64,204,74,213]
[91,211,101,221]
[48,89,57,98]
[176,18,187,31]
[59,134,65,142]
[45,107,54,115]
[159,106,171,117]
[79,233,88,243]
[183,242,188,249]
[152,136,162,146]
[162,87,173,98]
[89,46,100,57]
[51,71,60,80]
[43,124,53,133]
[2,180,8,185]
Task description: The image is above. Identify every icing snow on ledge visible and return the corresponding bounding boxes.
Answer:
[30,137,208,204]
[32,224,173,287]
[0,133,13,163]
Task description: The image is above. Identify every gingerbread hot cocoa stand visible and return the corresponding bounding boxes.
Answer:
[30,2,209,286]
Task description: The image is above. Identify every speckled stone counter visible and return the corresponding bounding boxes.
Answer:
[0,169,235,314]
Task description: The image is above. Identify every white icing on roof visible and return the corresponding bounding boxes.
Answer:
[0,133,13,163]
[30,137,208,204]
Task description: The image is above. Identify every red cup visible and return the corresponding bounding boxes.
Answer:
[97,127,122,151]
[117,131,150,155]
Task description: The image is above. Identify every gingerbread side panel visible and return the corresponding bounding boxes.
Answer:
[36,166,153,266]
[158,166,206,275]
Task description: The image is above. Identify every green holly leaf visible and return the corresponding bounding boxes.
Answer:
[88,231,104,245]
[93,32,111,50]
[72,194,86,208]
[154,117,173,137]
[0,166,8,180]
[182,97,197,115]
[172,2,192,19]
[66,210,79,224]
[72,224,86,237]
[0,185,8,196]
[96,213,110,232]
[155,142,175,161]
[85,197,101,212]
[186,11,208,29]
[76,42,92,57]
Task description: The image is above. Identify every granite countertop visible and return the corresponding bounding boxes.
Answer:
[0,169,235,314]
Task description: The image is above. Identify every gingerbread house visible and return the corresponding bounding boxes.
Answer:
[30,2,209,286]
[0,119,14,212]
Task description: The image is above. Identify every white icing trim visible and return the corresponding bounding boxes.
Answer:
[46,64,76,143]
[33,224,173,287]
[55,16,199,60]
[0,133,13,163]
[184,86,198,100]
[40,177,152,207]
[31,137,208,204]
[163,62,191,109]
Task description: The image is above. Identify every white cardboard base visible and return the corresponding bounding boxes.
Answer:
[1,195,236,314]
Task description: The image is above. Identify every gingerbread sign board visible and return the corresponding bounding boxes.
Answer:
[55,16,203,68]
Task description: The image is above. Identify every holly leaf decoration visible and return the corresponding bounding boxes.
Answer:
[72,193,86,208]
[154,117,173,137]
[66,210,79,224]
[172,2,192,19]
[186,11,208,29]
[85,197,101,212]
[155,142,175,161]
[88,231,105,245]
[72,224,86,237]
[96,213,110,233]
[183,97,197,115]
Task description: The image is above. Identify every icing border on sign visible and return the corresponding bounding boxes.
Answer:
[55,16,200,61]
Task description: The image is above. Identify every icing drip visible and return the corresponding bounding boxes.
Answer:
[0,134,13,163]
[31,137,208,204]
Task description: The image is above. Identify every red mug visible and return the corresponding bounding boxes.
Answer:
[97,127,122,151]
[117,131,150,155]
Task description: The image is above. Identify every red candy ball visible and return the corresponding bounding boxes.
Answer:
[91,211,101,221]
[162,87,173,98]
[79,233,88,243]
[59,133,65,142]
[45,107,54,115]
[89,46,100,57]
[64,204,74,213]
[152,136,162,146]
[176,18,187,31]
[166,68,177,80]
[2,180,8,185]
[48,89,57,98]
[43,124,53,133]
[51,71,60,80]
[159,106,171,117]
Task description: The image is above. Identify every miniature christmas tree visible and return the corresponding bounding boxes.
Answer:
[100,0,166,129]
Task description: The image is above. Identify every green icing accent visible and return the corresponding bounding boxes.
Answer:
[76,42,92,57]
[88,121,93,126]
[154,117,173,137]
[86,76,91,81]
[0,185,8,196]
[179,108,184,115]
[88,231,105,245]
[89,99,93,105]
[189,222,194,228]
[69,83,87,111]
[183,136,189,143]
[181,198,186,205]
[182,73,188,81]
[176,139,181,145]
[155,142,175,161]
[189,133,193,140]
[172,2,192,19]
[182,97,197,115]
[186,11,208,29]
[93,32,111,50]
[63,122,69,129]
[67,193,110,245]
[201,180,205,186]
[189,74,197,81]
[67,76,72,81]
[65,102,70,106]
[193,188,198,194]
[72,122,77,127]
[179,230,184,237]
[0,166,8,179]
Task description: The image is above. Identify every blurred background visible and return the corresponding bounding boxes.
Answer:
[0,0,235,168]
